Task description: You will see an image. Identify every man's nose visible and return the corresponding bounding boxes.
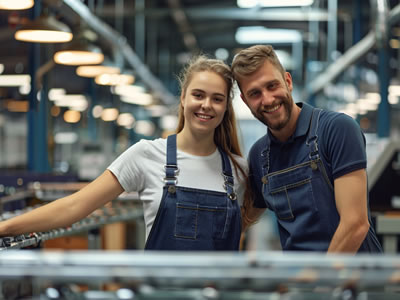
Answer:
[261,90,275,106]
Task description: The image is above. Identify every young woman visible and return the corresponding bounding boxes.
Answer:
[0,55,248,251]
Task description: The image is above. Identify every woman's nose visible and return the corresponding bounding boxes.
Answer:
[201,97,212,109]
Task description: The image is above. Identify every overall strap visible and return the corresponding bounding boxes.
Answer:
[306,108,322,161]
[261,133,271,181]
[164,134,179,187]
[219,148,236,200]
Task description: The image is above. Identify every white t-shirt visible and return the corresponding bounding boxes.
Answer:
[107,137,248,239]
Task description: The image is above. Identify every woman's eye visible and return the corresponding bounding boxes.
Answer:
[193,93,202,99]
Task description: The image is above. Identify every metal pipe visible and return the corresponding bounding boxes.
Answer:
[63,0,177,105]
[305,3,400,98]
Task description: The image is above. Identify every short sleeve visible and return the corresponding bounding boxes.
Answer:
[321,113,367,180]
[107,140,147,192]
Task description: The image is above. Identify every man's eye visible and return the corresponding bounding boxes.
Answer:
[249,91,260,97]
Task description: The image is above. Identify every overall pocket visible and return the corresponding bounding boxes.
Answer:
[265,165,316,220]
[175,202,227,239]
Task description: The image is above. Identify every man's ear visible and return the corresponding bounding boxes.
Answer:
[285,72,293,92]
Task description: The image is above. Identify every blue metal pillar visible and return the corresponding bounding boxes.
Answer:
[377,48,390,137]
[37,73,51,172]
[27,0,50,172]
[87,79,97,142]
[27,2,40,171]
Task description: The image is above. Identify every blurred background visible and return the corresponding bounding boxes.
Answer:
[0,0,400,252]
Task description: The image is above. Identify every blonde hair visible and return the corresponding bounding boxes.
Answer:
[176,55,245,178]
[231,45,286,86]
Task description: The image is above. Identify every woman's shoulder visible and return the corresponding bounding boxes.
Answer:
[128,137,167,155]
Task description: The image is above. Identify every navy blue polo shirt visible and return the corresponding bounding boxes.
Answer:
[249,102,367,209]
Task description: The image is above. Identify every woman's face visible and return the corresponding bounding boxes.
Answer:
[181,71,228,136]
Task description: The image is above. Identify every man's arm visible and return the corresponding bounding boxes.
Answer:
[327,169,370,253]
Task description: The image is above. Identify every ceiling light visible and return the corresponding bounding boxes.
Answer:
[95,73,134,86]
[134,120,155,136]
[76,65,120,78]
[237,0,314,8]
[101,108,119,121]
[15,15,73,43]
[0,0,34,10]
[54,39,104,65]
[117,113,136,128]
[63,110,81,123]
[120,93,153,106]
[92,105,103,118]
[0,74,30,86]
[235,26,302,44]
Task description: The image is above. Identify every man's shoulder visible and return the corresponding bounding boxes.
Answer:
[248,134,268,159]
[318,109,360,133]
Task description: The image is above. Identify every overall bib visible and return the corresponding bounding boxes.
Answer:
[145,134,241,251]
[261,109,382,252]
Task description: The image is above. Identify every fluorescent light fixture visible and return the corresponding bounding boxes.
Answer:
[95,73,135,86]
[0,74,30,86]
[112,85,146,97]
[146,105,169,117]
[0,0,34,10]
[54,132,79,144]
[237,0,314,8]
[48,88,66,101]
[389,95,399,105]
[134,120,155,136]
[101,108,119,122]
[54,40,104,65]
[63,110,81,123]
[389,85,400,96]
[15,15,73,43]
[76,65,120,78]
[54,50,104,66]
[117,113,136,128]
[92,105,103,118]
[356,99,378,111]
[160,115,178,130]
[120,93,153,106]
[51,94,88,111]
[235,26,302,44]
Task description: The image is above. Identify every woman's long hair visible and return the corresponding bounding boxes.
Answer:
[175,55,246,180]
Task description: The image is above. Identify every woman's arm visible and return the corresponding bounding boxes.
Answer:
[0,170,124,237]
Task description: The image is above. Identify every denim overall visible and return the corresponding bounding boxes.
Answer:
[145,134,241,250]
[261,108,382,252]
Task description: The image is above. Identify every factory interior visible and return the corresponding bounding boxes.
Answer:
[1,0,400,299]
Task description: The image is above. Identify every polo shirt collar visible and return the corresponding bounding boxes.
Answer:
[268,102,314,143]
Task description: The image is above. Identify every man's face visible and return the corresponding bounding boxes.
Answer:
[239,61,294,133]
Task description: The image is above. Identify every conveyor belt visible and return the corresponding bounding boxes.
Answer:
[0,201,143,250]
[0,251,399,299]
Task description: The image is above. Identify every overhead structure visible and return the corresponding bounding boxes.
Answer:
[63,0,177,106]
[14,15,73,43]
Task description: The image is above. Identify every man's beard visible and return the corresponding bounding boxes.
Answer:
[252,92,294,131]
